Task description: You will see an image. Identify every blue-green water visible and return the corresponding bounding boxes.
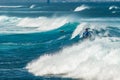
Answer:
[0,2,120,80]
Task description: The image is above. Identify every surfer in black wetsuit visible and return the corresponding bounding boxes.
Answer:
[82,28,91,38]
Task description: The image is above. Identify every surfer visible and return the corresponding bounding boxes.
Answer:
[82,28,91,39]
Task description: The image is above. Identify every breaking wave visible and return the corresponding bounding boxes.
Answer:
[26,22,120,80]
[0,16,70,34]
[1,15,120,34]
[74,5,89,12]
[71,22,108,39]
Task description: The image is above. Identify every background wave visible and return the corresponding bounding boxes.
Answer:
[74,5,90,12]
[0,16,71,34]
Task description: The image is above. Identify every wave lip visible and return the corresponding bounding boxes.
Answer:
[17,17,69,32]
[0,16,70,34]
[71,22,108,39]
[74,5,89,12]
[71,23,88,39]
[30,4,36,9]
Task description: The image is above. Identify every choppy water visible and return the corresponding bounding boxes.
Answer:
[0,2,120,80]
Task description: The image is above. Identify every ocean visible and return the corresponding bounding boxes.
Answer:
[0,2,120,80]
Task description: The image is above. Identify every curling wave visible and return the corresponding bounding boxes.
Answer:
[0,16,70,34]
[26,22,120,80]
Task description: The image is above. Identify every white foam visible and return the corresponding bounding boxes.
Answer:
[112,11,120,14]
[30,4,36,9]
[0,5,23,8]
[0,16,69,34]
[74,5,89,12]
[109,5,120,10]
[26,37,120,80]
[71,22,107,39]
[17,17,69,32]
[0,16,120,34]
[71,23,88,39]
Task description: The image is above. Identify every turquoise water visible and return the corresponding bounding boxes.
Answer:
[0,2,120,80]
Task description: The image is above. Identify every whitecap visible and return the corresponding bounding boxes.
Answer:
[74,5,89,12]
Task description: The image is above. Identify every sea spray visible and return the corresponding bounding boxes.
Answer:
[26,37,120,80]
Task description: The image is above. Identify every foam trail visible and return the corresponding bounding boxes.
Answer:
[0,5,23,8]
[74,5,89,12]
[26,37,120,80]
[112,11,120,14]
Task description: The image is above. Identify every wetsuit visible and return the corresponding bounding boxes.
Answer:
[83,30,91,38]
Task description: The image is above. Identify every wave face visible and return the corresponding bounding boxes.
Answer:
[25,21,120,80]
[0,2,120,80]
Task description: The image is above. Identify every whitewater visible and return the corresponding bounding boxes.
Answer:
[0,2,120,80]
[26,22,120,80]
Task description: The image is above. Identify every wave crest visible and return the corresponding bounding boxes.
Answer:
[74,5,89,12]
[30,4,36,9]
[0,5,23,8]
[109,5,120,10]
[0,16,70,34]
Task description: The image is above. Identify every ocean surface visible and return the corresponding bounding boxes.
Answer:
[0,2,120,80]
